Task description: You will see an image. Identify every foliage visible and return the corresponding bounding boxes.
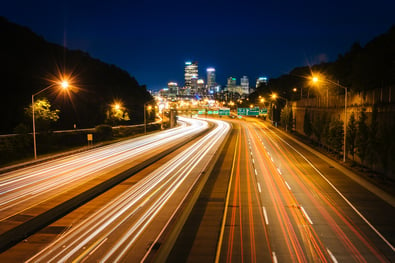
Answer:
[25,98,60,132]
[367,105,379,166]
[0,17,152,134]
[376,111,395,177]
[346,112,357,160]
[94,124,113,141]
[312,112,329,146]
[303,109,312,137]
[280,106,293,131]
[356,108,369,165]
[328,117,344,157]
[106,104,130,125]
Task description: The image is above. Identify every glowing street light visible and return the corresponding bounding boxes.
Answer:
[144,104,152,134]
[310,74,348,162]
[32,78,71,159]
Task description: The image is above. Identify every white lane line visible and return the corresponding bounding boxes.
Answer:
[270,131,395,252]
[327,248,338,263]
[262,207,269,225]
[257,182,262,193]
[254,168,258,176]
[271,157,274,162]
[277,168,282,175]
[272,251,278,263]
[300,206,314,225]
[285,181,292,190]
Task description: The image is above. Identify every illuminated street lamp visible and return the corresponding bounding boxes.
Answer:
[32,79,69,159]
[311,75,348,162]
[144,104,152,134]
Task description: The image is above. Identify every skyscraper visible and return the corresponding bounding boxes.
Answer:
[241,76,249,95]
[206,67,216,94]
[184,61,198,94]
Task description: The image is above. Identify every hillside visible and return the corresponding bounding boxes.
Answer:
[253,25,395,99]
[0,17,152,134]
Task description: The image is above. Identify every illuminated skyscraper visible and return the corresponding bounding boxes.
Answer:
[184,61,198,93]
[241,76,249,94]
[206,68,216,94]
[256,77,268,88]
[167,82,178,96]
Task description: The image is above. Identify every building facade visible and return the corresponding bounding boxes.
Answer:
[184,61,198,95]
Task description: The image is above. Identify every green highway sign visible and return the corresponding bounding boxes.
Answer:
[219,108,230,115]
[237,108,247,115]
[260,108,268,114]
[248,107,259,116]
[237,107,259,116]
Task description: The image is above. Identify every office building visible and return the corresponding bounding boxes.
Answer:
[241,76,249,95]
[206,68,216,94]
[184,61,198,94]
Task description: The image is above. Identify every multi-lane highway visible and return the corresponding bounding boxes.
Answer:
[0,116,394,262]
[169,117,394,262]
[0,117,231,262]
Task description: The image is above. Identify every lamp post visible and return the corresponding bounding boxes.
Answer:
[32,80,69,159]
[144,104,152,134]
[312,76,348,162]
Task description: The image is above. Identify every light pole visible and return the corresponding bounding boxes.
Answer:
[32,80,69,159]
[144,104,152,134]
[312,76,348,162]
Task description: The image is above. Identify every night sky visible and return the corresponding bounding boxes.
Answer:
[2,0,395,91]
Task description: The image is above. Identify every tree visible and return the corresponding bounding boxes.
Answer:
[280,106,293,132]
[328,117,344,157]
[106,103,130,125]
[25,98,60,132]
[367,104,379,166]
[346,112,357,160]
[356,108,369,165]
[303,109,312,138]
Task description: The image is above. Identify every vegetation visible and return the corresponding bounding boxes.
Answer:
[0,16,152,134]
[346,112,357,160]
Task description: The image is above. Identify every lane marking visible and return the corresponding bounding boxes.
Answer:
[285,181,292,190]
[272,251,278,263]
[277,168,282,175]
[257,182,261,193]
[215,132,240,263]
[301,206,313,224]
[269,130,395,251]
[327,248,338,263]
[262,207,269,225]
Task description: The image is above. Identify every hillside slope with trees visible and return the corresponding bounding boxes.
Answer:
[0,16,152,134]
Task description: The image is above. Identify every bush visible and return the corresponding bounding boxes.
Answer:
[95,125,113,141]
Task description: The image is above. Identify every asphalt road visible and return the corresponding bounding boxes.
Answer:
[170,117,395,263]
[0,118,230,262]
[0,116,394,262]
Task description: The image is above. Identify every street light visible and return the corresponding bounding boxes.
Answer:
[32,80,69,159]
[144,104,152,134]
[311,75,348,162]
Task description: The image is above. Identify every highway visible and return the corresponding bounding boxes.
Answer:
[0,117,230,262]
[0,116,394,262]
[215,117,394,262]
[0,118,210,244]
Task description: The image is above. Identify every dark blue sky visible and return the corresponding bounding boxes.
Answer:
[2,0,395,91]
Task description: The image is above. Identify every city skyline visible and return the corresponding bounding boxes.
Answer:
[2,0,395,91]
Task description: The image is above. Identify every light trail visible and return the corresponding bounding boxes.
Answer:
[249,118,391,262]
[0,118,208,221]
[26,118,230,262]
